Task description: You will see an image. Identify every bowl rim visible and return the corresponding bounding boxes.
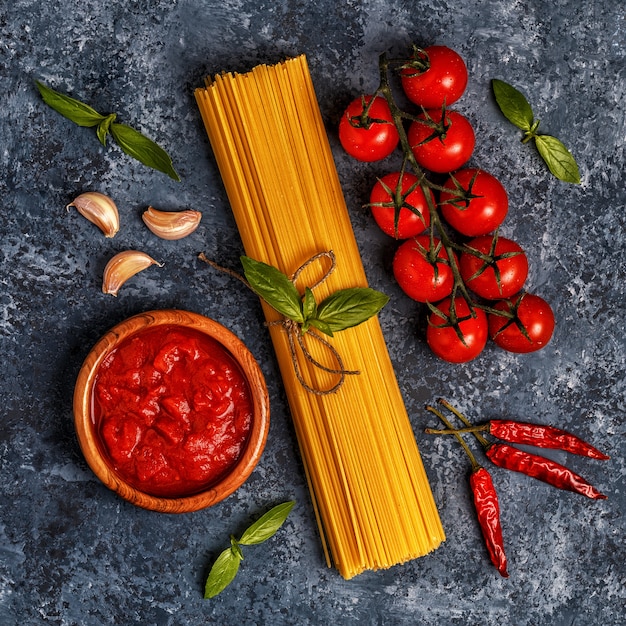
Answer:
[73,308,270,513]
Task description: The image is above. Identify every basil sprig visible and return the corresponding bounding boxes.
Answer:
[240,256,389,337]
[204,501,296,599]
[35,81,180,181]
[491,78,580,184]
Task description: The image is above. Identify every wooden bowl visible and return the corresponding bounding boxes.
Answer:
[73,309,270,513]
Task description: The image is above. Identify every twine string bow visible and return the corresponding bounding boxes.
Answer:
[198,250,359,395]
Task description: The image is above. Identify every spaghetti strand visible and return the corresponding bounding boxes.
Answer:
[195,55,445,578]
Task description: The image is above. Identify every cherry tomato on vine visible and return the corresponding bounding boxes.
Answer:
[338,95,399,162]
[400,45,468,109]
[440,168,509,236]
[426,296,488,363]
[393,235,455,302]
[369,172,432,239]
[459,235,529,300]
[488,293,555,353]
[407,109,475,173]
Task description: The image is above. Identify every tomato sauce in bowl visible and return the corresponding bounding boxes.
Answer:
[93,324,253,497]
[74,310,269,513]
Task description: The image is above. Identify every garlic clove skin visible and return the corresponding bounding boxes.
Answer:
[142,206,202,240]
[102,250,163,296]
[67,192,120,238]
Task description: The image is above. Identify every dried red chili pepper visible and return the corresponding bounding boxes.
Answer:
[487,420,609,460]
[432,399,608,500]
[486,443,607,500]
[426,404,509,577]
[470,466,509,578]
[426,416,609,460]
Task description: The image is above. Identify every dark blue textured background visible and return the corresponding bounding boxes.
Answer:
[1,1,624,624]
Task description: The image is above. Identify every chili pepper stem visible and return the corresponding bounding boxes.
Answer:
[426,402,510,578]
[437,398,492,448]
[426,405,480,471]
[425,425,489,436]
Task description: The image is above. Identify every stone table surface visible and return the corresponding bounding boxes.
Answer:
[1,1,625,625]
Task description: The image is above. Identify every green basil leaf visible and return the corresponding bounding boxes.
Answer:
[316,287,389,332]
[534,134,581,184]
[302,287,317,320]
[96,113,117,146]
[491,79,535,132]
[240,257,304,323]
[229,535,244,560]
[35,81,106,127]
[96,123,108,146]
[301,287,318,332]
[238,501,296,546]
[307,318,335,337]
[203,547,241,599]
[302,287,317,321]
[110,122,181,181]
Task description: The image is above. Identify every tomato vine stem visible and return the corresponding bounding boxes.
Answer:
[371,50,519,335]
[374,51,480,325]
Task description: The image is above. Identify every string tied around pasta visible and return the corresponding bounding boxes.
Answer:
[198,250,389,395]
[270,315,358,395]
[274,250,359,395]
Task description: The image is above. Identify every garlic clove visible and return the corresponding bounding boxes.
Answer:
[102,250,163,296]
[142,206,202,240]
[67,192,120,238]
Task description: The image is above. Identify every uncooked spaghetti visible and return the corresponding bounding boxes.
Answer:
[195,55,444,579]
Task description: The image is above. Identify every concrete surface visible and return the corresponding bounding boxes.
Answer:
[1,0,624,624]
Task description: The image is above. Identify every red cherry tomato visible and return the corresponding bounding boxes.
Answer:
[369,172,432,239]
[440,168,509,236]
[488,293,555,353]
[338,95,399,162]
[459,235,529,300]
[408,109,475,173]
[400,45,468,109]
[393,235,455,302]
[426,296,488,363]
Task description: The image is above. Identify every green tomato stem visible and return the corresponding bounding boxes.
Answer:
[374,50,514,329]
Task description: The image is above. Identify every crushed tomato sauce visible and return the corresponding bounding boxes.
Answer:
[92,324,253,497]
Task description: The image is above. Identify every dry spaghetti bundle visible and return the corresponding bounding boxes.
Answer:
[195,55,444,579]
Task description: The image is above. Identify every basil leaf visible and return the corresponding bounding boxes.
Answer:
[307,318,335,337]
[301,288,318,333]
[203,501,295,599]
[492,78,581,184]
[535,134,581,184]
[36,80,180,180]
[491,79,534,132]
[36,81,106,127]
[110,123,180,181]
[239,500,296,546]
[316,287,389,332]
[302,287,317,321]
[240,257,304,323]
[230,535,244,560]
[203,547,241,599]
[96,113,117,146]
